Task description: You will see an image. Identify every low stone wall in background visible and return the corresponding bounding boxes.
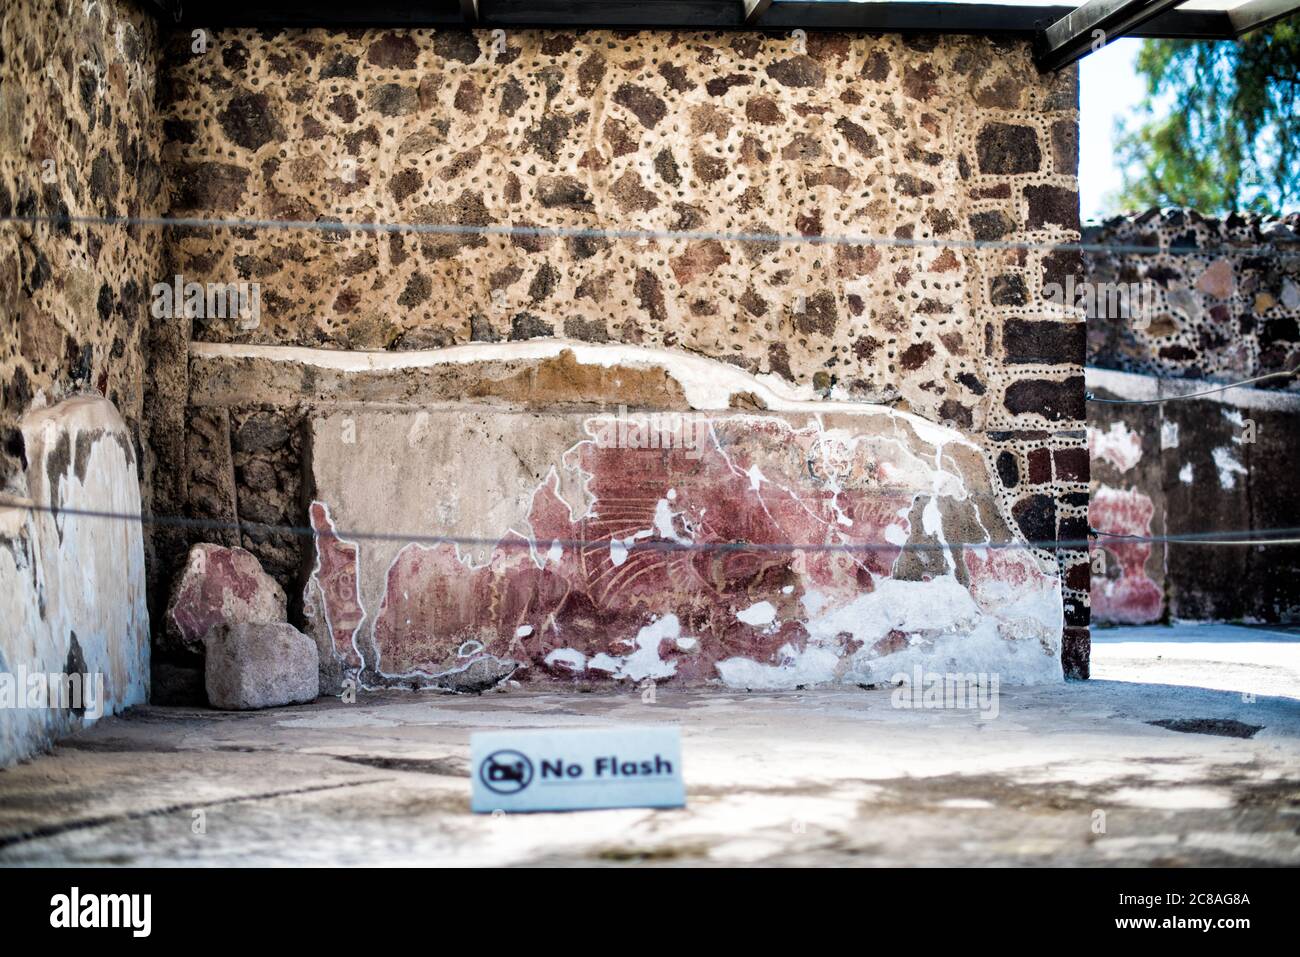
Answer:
[1085,210,1300,387]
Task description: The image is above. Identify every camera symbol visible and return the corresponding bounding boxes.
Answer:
[480,750,534,795]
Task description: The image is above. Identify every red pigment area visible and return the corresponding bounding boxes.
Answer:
[308,502,365,668]
[314,419,1003,682]
[171,548,264,647]
[1090,488,1163,624]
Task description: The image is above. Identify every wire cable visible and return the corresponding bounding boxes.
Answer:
[1086,368,1300,405]
[3,212,1296,258]
[2,497,1297,554]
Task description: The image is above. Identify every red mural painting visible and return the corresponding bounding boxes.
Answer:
[1089,486,1164,624]
[309,416,1060,684]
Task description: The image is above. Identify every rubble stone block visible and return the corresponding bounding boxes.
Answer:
[166,543,287,657]
[205,621,319,710]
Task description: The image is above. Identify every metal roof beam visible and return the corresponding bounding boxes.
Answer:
[146,0,1245,40]
[1227,0,1299,37]
[742,0,773,27]
[1035,0,1188,72]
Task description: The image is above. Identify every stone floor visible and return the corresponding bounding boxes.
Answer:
[1,625,1297,866]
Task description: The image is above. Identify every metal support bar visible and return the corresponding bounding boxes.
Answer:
[1035,0,1188,73]
[1227,0,1299,37]
[742,0,773,27]
[460,0,479,22]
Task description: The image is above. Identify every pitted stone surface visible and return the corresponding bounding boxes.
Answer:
[160,28,1081,433]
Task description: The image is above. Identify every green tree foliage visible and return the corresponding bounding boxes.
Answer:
[1114,16,1298,215]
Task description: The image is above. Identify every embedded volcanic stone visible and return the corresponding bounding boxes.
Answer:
[1024,185,1080,231]
[205,621,319,710]
[1004,319,1086,365]
[1003,377,1085,422]
[166,544,288,657]
[975,122,1041,174]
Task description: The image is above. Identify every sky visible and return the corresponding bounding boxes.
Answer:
[1078,37,1148,223]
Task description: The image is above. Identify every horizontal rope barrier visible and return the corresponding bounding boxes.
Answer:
[1,498,1296,553]
[3,212,1295,258]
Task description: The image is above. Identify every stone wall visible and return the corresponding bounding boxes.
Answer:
[1087,367,1300,625]
[1085,211,1300,626]
[0,0,160,760]
[154,27,1090,682]
[0,397,151,767]
[0,0,163,494]
[1086,210,1300,386]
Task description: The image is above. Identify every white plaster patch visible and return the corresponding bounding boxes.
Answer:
[544,648,587,673]
[1089,421,1143,473]
[736,601,777,627]
[1211,447,1248,490]
[715,644,841,690]
[1160,420,1179,450]
[1179,462,1194,485]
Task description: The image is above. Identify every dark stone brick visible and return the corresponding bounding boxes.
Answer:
[1012,493,1056,543]
[996,451,1019,488]
[1054,447,1089,483]
[1026,447,1052,484]
[171,162,249,212]
[765,55,827,88]
[219,92,283,150]
[898,341,935,370]
[320,51,358,79]
[938,399,971,430]
[433,31,481,64]
[470,314,500,342]
[834,118,879,158]
[969,210,1015,242]
[1064,595,1090,627]
[1058,514,1089,545]
[613,83,666,129]
[1003,319,1085,365]
[1050,119,1078,175]
[367,32,419,69]
[989,274,1028,306]
[1062,626,1090,680]
[509,312,554,340]
[975,122,1041,175]
[1003,377,1085,422]
[792,290,837,336]
[563,317,609,342]
[1024,184,1080,231]
[1041,247,1082,289]
[536,176,591,210]
[957,371,986,395]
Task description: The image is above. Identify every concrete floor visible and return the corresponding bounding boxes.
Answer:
[1,625,1298,866]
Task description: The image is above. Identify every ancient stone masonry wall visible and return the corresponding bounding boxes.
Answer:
[1085,211,1300,626]
[0,0,163,492]
[157,27,1089,679]
[1085,210,1300,386]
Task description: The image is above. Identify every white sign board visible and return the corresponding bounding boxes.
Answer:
[470,726,685,813]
